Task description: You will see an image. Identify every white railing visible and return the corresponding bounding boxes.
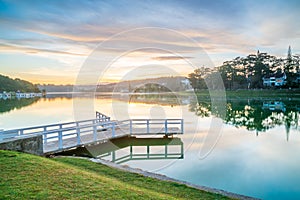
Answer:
[43,120,119,151]
[0,115,184,153]
[0,118,99,141]
[118,119,184,135]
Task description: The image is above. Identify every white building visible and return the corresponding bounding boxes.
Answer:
[181,78,193,91]
[262,73,287,87]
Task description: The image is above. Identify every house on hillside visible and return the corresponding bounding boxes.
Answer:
[181,78,193,91]
[262,73,287,87]
[2,91,11,99]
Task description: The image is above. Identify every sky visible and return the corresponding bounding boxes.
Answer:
[0,0,300,84]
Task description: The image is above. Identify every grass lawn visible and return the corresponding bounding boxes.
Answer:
[180,89,300,99]
[0,150,231,199]
[223,89,300,98]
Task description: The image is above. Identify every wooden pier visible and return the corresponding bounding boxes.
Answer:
[0,112,183,154]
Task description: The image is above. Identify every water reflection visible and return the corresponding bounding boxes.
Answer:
[262,101,286,112]
[122,93,299,138]
[1,92,300,199]
[61,137,184,164]
[128,93,191,106]
[0,97,39,114]
[190,99,300,140]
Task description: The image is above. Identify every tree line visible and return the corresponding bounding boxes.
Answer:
[188,46,300,90]
[0,74,40,93]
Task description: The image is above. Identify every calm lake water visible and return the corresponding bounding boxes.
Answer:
[0,92,299,199]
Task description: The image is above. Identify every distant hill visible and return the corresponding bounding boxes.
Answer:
[37,84,74,92]
[36,76,191,93]
[97,76,191,92]
[0,74,40,92]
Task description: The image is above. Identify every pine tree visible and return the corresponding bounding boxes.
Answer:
[285,45,293,73]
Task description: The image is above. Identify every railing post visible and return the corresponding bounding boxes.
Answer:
[58,124,63,149]
[43,127,47,144]
[165,119,168,134]
[112,123,115,138]
[96,112,99,122]
[147,119,150,134]
[93,125,97,141]
[181,119,184,134]
[130,120,132,135]
[58,130,63,149]
[19,129,24,136]
[76,127,81,145]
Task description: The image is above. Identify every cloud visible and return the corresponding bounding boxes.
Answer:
[152,56,193,61]
[0,0,299,84]
[0,43,86,56]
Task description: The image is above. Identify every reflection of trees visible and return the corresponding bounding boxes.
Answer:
[0,98,40,114]
[190,99,300,138]
[129,94,180,106]
[189,101,211,117]
[128,93,193,107]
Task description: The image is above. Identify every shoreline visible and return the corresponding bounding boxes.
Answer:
[61,155,258,200]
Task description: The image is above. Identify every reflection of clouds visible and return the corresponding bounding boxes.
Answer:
[159,123,300,199]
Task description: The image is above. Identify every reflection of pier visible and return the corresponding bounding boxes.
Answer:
[105,138,183,164]
[62,137,184,164]
[0,112,183,155]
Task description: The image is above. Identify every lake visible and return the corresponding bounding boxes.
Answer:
[0,92,299,199]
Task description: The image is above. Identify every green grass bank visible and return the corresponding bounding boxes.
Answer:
[181,89,300,99]
[0,150,231,200]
